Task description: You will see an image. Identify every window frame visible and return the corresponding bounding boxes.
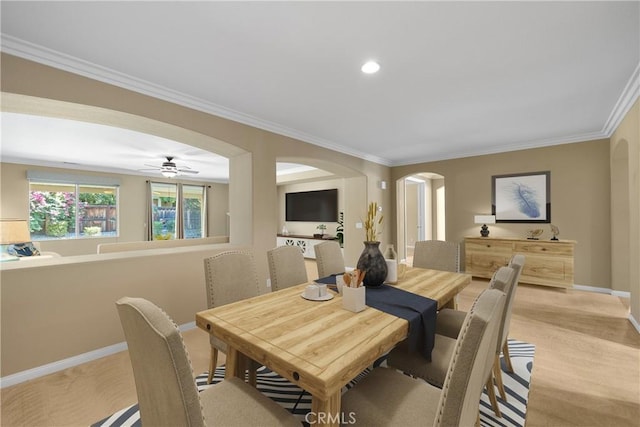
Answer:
[28,181,119,241]
[148,182,207,241]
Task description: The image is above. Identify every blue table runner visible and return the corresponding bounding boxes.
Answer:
[316,276,437,360]
[365,285,437,361]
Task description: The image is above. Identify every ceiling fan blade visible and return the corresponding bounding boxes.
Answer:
[143,164,161,169]
[177,169,199,174]
[138,168,161,171]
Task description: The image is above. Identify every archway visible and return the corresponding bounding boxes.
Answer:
[2,93,249,247]
[275,157,367,268]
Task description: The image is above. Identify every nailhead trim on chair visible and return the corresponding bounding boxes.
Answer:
[435,290,487,425]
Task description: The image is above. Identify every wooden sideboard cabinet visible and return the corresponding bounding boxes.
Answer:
[464,237,576,289]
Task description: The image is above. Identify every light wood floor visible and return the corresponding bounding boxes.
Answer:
[2,269,639,426]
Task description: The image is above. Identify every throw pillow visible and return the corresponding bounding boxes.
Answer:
[8,242,41,257]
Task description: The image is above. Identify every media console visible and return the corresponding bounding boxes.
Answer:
[276,234,338,259]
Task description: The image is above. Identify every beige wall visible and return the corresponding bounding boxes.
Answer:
[610,99,639,321]
[0,53,392,283]
[0,162,229,256]
[2,52,636,379]
[391,140,612,288]
[0,244,245,376]
[0,53,391,378]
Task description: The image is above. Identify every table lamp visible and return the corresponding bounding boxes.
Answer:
[0,219,30,262]
[474,215,496,237]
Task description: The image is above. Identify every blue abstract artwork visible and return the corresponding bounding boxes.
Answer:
[492,172,550,222]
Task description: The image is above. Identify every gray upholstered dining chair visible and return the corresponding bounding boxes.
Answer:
[436,254,526,403]
[267,245,308,292]
[341,288,506,426]
[386,266,515,417]
[203,250,262,385]
[314,240,345,278]
[412,239,460,272]
[115,297,299,427]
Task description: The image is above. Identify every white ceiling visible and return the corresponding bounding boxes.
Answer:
[1,1,639,180]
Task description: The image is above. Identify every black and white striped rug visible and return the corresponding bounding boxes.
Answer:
[93,339,534,427]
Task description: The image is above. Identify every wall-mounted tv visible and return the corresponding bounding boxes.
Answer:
[286,189,338,222]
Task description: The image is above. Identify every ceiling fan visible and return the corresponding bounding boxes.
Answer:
[140,156,199,178]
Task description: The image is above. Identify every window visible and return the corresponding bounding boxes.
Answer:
[182,185,205,239]
[150,182,207,240]
[29,182,118,240]
[151,183,177,240]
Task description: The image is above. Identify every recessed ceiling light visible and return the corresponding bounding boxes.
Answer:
[361,61,380,74]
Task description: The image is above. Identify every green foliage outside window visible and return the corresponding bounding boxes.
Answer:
[29,184,118,240]
[29,191,76,234]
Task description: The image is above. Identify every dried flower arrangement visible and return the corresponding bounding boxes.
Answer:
[363,201,383,242]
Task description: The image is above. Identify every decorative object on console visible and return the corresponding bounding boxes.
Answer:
[492,171,551,223]
[474,215,496,237]
[357,202,387,287]
[550,224,560,241]
[336,211,344,248]
[526,229,543,240]
[314,224,327,238]
[0,219,31,262]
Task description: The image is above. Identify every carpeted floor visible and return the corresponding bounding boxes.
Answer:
[93,339,534,427]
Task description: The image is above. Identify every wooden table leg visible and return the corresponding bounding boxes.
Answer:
[224,346,243,380]
[441,295,458,310]
[309,391,341,426]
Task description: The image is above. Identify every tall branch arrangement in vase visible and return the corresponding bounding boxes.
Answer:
[364,202,383,242]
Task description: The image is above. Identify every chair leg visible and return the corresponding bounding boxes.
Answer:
[502,341,514,373]
[248,365,258,387]
[485,378,502,418]
[207,346,219,384]
[494,356,507,401]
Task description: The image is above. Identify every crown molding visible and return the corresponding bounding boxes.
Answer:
[2,35,636,169]
[389,130,608,166]
[602,62,640,136]
[1,35,390,166]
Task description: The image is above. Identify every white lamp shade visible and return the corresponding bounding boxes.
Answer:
[474,215,496,224]
[0,219,30,244]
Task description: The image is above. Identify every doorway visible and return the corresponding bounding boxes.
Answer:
[398,173,445,263]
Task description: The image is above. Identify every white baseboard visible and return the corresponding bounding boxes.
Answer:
[572,284,631,298]
[629,313,640,334]
[0,321,196,389]
[573,285,639,334]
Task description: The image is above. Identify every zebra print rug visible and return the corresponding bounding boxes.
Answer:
[93,339,534,427]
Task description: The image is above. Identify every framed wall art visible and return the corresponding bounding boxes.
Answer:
[492,171,550,223]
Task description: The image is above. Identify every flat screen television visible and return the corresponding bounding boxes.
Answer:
[285,189,338,222]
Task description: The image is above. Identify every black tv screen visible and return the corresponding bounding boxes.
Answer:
[286,189,338,222]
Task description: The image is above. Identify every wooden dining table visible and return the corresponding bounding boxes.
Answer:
[195,266,471,426]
